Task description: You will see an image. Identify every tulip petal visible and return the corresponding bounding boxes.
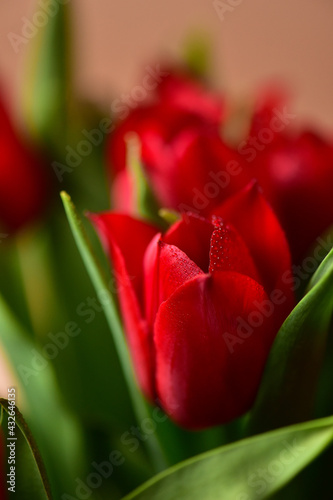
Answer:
[158,242,204,302]
[212,182,293,299]
[154,271,276,429]
[163,213,214,272]
[173,131,250,214]
[144,236,204,329]
[209,216,260,282]
[89,213,158,399]
[157,71,224,124]
[89,213,158,301]
[112,170,133,213]
[143,233,162,328]
[252,131,333,262]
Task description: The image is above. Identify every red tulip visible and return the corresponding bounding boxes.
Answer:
[90,182,294,429]
[249,130,333,262]
[0,97,51,234]
[247,85,290,140]
[242,89,333,261]
[107,70,250,215]
[156,71,224,124]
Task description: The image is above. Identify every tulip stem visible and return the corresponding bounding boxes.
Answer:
[14,228,62,339]
[60,191,168,472]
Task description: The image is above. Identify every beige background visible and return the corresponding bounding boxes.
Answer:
[0,0,332,131]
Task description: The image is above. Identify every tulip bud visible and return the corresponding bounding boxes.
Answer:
[89,182,294,429]
[106,68,247,219]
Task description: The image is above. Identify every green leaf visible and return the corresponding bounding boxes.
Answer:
[158,209,180,226]
[183,34,211,79]
[125,134,164,227]
[122,416,333,500]
[247,246,333,434]
[0,293,85,498]
[1,398,52,499]
[22,1,71,153]
[61,191,168,472]
[307,238,333,290]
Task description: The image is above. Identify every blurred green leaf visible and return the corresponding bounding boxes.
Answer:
[158,209,180,226]
[125,134,163,227]
[122,416,333,500]
[247,246,333,434]
[183,34,211,79]
[0,293,85,498]
[0,398,52,499]
[22,0,71,153]
[13,228,62,339]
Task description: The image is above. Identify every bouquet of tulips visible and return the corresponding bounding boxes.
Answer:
[1,4,333,500]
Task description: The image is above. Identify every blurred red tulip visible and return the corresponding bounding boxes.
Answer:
[107,70,250,215]
[249,130,333,262]
[0,97,52,234]
[109,74,333,263]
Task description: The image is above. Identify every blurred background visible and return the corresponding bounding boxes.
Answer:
[1,0,333,131]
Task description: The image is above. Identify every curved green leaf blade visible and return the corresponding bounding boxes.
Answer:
[307,238,333,290]
[60,191,168,472]
[0,293,84,499]
[122,416,333,500]
[1,398,52,499]
[248,246,333,434]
